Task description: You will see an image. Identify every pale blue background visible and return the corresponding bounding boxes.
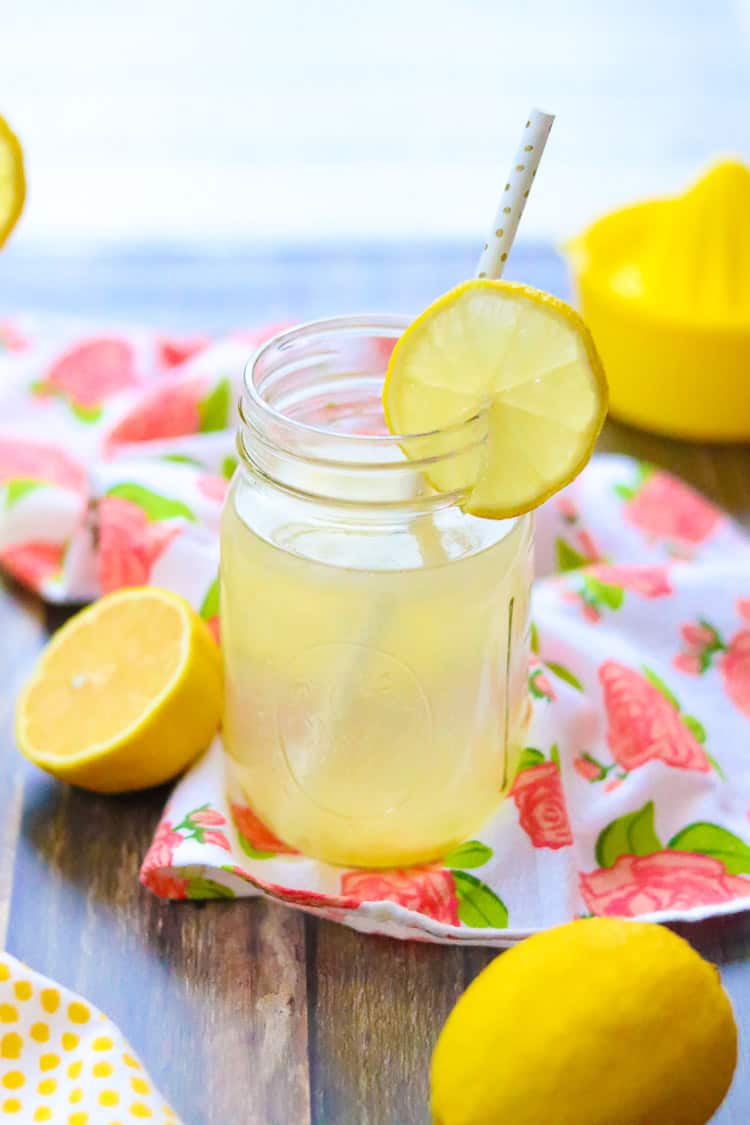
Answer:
[1,0,749,248]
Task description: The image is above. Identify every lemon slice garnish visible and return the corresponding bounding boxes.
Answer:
[383,279,608,518]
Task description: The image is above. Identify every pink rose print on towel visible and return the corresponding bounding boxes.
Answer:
[156,335,210,369]
[573,753,622,788]
[0,437,89,590]
[106,382,202,446]
[528,657,556,702]
[140,818,188,899]
[105,376,231,449]
[510,748,573,850]
[142,870,190,900]
[590,565,672,598]
[561,564,672,623]
[556,494,578,524]
[142,818,184,872]
[0,436,87,497]
[580,801,750,917]
[199,577,220,645]
[0,320,28,352]
[342,867,460,925]
[141,804,234,900]
[581,852,750,917]
[97,494,183,593]
[231,802,299,858]
[171,804,230,850]
[32,337,140,422]
[615,462,720,552]
[725,625,750,718]
[574,755,603,782]
[528,654,583,701]
[599,661,712,773]
[554,494,605,574]
[341,841,507,928]
[674,602,750,719]
[0,542,66,589]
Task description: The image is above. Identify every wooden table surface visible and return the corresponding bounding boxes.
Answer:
[1,245,749,1124]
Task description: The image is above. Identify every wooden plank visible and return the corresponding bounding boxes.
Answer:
[0,580,47,945]
[308,919,465,1125]
[6,606,311,1125]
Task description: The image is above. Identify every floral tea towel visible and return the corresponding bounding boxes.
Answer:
[1,319,750,945]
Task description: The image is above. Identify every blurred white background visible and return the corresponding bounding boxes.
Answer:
[2,0,750,248]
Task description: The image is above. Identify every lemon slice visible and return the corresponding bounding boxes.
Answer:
[16,587,222,793]
[383,279,608,518]
[0,114,25,249]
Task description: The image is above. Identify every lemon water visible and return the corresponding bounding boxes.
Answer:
[221,479,532,868]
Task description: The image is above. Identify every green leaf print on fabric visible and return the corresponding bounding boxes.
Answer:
[5,479,44,508]
[199,377,231,433]
[704,751,727,781]
[545,661,584,692]
[71,401,103,424]
[582,576,624,611]
[106,482,196,522]
[515,747,546,774]
[200,576,219,620]
[237,834,277,861]
[667,824,750,875]
[443,841,493,869]
[221,454,238,480]
[682,714,707,743]
[161,453,204,468]
[613,461,654,501]
[595,801,663,869]
[613,482,636,501]
[641,666,681,711]
[555,537,588,572]
[452,871,508,928]
[186,877,235,900]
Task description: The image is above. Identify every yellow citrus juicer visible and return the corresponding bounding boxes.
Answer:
[565,159,750,441]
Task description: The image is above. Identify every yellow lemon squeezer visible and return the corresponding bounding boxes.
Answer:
[565,159,750,441]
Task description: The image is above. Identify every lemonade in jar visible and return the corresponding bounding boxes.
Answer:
[221,284,605,868]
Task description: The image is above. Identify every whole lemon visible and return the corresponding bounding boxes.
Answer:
[431,919,736,1125]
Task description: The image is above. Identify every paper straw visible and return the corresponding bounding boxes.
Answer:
[476,107,555,281]
[343,109,556,706]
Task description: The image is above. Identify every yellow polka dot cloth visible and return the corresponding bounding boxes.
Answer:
[0,954,181,1123]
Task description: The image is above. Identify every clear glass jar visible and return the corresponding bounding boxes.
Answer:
[221,316,533,868]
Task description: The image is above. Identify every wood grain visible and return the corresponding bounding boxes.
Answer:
[0,580,46,944]
[309,921,466,1125]
[7,770,311,1125]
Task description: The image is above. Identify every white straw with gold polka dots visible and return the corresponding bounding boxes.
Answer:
[476,107,555,280]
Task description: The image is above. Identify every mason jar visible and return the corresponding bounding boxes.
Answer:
[221,316,533,868]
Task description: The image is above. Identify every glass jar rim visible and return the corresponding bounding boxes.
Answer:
[238,314,489,510]
[242,314,486,448]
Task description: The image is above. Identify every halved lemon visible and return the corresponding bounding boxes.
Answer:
[0,114,25,249]
[383,279,608,518]
[16,587,222,793]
